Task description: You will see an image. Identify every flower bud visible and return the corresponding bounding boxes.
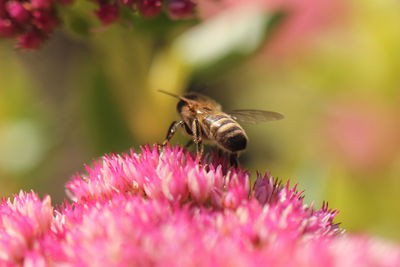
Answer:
[17,30,45,49]
[0,19,17,37]
[95,3,119,25]
[6,1,30,24]
[137,0,162,18]
[32,10,58,32]
[119,0,136,6]
[0,0,6,17]
[31,0,54,10]
[166,0,195,20]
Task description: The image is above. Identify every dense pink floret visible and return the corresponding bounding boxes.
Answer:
[0,145,399,266]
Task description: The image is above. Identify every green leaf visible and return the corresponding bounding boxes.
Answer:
[173,7,285,74]
[61,1,97,37]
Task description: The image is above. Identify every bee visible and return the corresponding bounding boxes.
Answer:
[158,90,284,166]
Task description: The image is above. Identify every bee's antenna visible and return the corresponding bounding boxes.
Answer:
[158,90,180,98]
[158,90,191,102]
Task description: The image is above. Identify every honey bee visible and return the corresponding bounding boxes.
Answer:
[158,90,284,166]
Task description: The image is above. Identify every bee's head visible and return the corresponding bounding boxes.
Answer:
[158,90,216,115]
[177,94,199,114]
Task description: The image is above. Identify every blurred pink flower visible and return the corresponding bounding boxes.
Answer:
[197,0,344,57]
[321,99,399,173]
[0,145,399,266]
[136,0,163,18]
[167,0,196,20]
[6,1,30,24]
[0,18,16,37]
[94,0,196,25]
[95,3,120,25]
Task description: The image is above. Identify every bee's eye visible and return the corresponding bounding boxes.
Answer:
[184,94,199,100]
[177,100,186,113]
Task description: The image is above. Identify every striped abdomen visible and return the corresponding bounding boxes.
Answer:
[203,114,248,152]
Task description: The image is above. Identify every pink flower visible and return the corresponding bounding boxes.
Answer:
[32,10,59,31]
[31,0,54,10]
[0,1,6,17]
[137,0,162,18]
[0,145,399,266]
[0,0,197,49]
[197,0,344,57]
[17,30,45,49]
[0,18,16,37]
[0,0,70,49]
[321,99,399,173]
[166,0,196,20]
[6,1,30,24]
[95,3,119,25]
[0,191,53,264]
[94,0,196,25]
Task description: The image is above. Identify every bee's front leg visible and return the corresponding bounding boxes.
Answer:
[229,153,239,168]
[191,119,204,159]
[159,121,184,150]
[185,139,194,148]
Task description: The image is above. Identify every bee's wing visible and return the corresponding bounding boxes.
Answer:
[227,109,284,124]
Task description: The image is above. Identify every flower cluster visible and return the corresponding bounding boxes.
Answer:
[0,145,399,266]
[95,0,196,25]
[0,0,196,49]
[0,0,72,49]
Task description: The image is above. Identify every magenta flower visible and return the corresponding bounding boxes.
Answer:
[0,191,53,264]
[166,0,196,20]
[95,0,196,24]
[0,0,70,49]
[0,145,399,266]
[6,2,30,25]
[95,3,120,25]
[0,0,197,49]
[136,0,163,18]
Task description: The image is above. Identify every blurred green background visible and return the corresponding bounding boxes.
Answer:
[0,0,399,242]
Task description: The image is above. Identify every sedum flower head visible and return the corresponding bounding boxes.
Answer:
[0,145,399,266]
[0,191,53,264]
[0,0,71,49]
[0,0,196,49]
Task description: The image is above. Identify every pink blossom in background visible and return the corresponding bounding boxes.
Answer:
[95,3,120,25]
[0,145,399,266]
[321,99,399,173]
[167,0,196,20]
[96,0,196,23]
[197,0,345,57]
[0,0,340,51]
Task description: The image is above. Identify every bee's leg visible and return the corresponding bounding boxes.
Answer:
[229,153,239,167]
[217,149,223,158]
[192,119,204,159]
[185,139,194,148]
[160,121,184,148]
[197,141,204,158]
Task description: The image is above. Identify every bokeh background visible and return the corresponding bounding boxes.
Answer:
[1,0,400,242]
